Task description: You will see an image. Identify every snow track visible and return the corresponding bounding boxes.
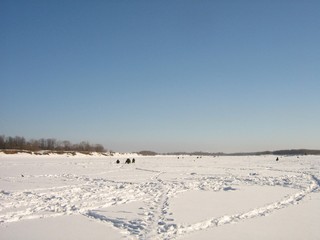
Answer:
[175,174,320,238]
[0,155,319,239]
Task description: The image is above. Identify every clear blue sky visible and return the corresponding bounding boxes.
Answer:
[1,1,320,153]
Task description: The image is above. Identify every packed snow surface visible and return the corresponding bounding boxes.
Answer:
[0,153,319,239]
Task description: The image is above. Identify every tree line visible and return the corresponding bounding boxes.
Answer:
[0,135,105,152]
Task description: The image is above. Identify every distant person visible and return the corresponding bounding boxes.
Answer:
[132,158,135,163]
[276,157,279,161]
[125,158,131,164]
[116,159,120,164]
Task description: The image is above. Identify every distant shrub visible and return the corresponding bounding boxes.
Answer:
[3,150,20,154]
[1,149,32,154]
[138,151,157,156]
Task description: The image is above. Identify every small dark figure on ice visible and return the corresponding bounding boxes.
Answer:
[116,159,120,164]
[276,157,279,161]
[125,158,131,164]
[132,158,135,163]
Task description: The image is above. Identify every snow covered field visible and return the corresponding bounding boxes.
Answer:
[0,153,319,240]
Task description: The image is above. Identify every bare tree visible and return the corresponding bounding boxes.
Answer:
[62,140,72,151]
[0,135,5,149]
[46,138,56,150]
[94,144,105,152]
[28,139,40,151]
[14,136,26,149]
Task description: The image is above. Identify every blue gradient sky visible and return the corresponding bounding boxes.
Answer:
[1,1,320,153]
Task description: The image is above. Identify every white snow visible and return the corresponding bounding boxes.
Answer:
[0,153,319,239]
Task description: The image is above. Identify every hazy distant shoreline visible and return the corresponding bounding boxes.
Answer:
[1,148,320,156]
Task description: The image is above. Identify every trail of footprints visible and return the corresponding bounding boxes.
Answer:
[0,168,319,239]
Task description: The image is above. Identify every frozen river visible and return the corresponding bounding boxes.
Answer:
[1,153,319,239]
